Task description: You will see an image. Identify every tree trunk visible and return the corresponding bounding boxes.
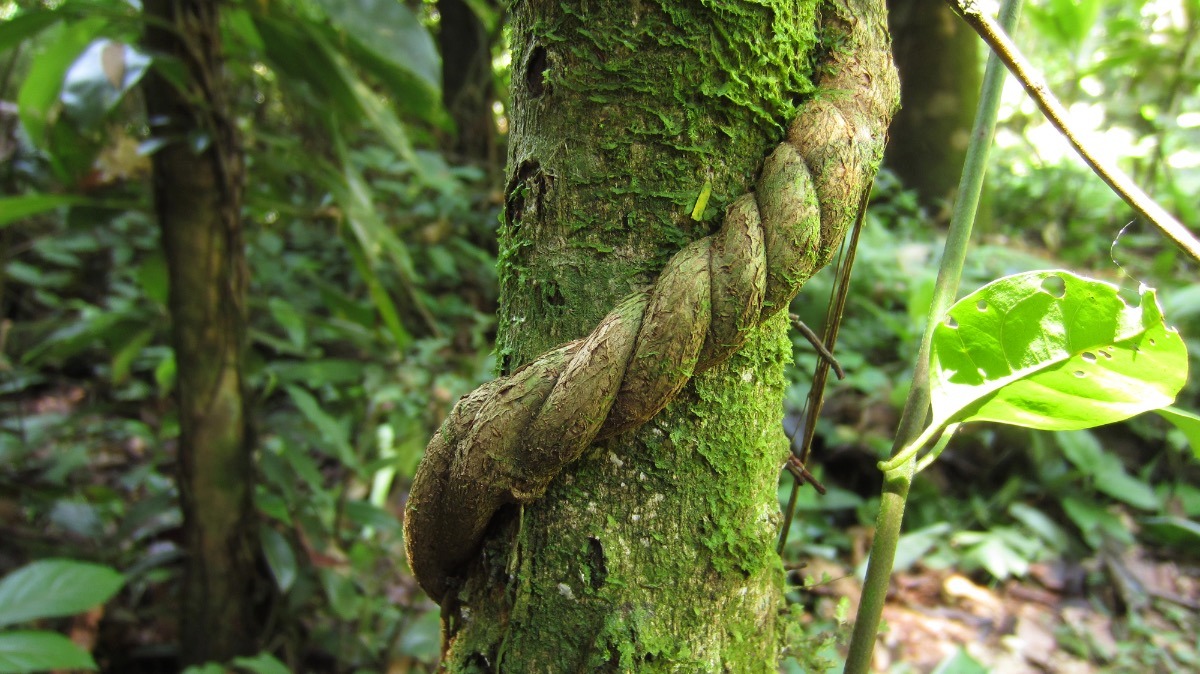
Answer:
[404,1,897,670]
[886,0,981,210]
[143,0,263,663]
[437,0,499,175]
[448,2,816,670]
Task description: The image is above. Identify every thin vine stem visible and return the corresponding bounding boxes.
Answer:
[843,1,1024,671]
[947,0,1200,264]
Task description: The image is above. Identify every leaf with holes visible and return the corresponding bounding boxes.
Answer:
[929,270,1187,432]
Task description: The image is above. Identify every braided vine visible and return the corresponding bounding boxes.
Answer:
[405,0,900,603]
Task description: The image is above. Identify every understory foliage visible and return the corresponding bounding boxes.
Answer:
[0,0,1198,672]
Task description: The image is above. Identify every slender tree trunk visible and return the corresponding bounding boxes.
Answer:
[437,0,499,175]
[440,2,820,670]
[886,0,981,210]
[143,0,262,663]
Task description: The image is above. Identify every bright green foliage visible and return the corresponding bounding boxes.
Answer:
[0,560,125,673]
[930,270,1187,431]
[0,631,97,673]
[0,559,123,628]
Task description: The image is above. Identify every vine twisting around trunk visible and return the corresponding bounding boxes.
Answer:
[405,0,900,603]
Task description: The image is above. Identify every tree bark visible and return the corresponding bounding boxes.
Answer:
[886,0,981,209]
[143,0,263,663]
[443,1,819,670]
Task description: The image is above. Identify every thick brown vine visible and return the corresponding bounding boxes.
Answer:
[405,0,900,603]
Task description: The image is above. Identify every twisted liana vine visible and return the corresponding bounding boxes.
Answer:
[405,0,900,603]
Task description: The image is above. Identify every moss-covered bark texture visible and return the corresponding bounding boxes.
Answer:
[458,2,806,670]
[405,1,898,671]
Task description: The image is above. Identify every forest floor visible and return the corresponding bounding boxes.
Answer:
[800,544,1200,673]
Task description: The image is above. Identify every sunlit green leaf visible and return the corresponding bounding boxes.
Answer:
[0,11,66,54]
[18,18,108,150]
[0,631,96,673]
[930,270,1187,431]
[0,559,124,629]
[1027,0,1102,48]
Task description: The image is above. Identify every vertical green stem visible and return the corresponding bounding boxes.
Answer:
[842,1,1023,671]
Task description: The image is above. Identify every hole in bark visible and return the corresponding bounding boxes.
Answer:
[544,279,565,308]
[504,159,542,228]
[587,536,608,590]
[465,653,492,672]
[525,44,548,98]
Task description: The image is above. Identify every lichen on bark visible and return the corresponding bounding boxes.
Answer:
[403,1,899,670]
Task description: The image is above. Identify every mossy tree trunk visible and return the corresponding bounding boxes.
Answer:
[440,1,821,670]
[143,0,263,663]
[886,0,981,210]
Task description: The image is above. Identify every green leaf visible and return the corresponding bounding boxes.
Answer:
[111,326,156,385]
[284,386,360,470]
[260,528,298,593]
[1026,0,1101,47]
[344,500,401,535]
[397,609,442,662]
[253,15,443,190]
[180,664,226,674]
[1009,503,1070,552]
[890,522,951,573]
[1140,516,1200,553]
[0,559,124,629]
[0,194,86,228]
[267,298,308,351]
[17,18,108,151]
[0,631,97,673]
[0,194,139,228]
[1061,496,1133,549]
[232,653,292,674]
[135,252,170,307]
[61,39,152,131]
[0,10,66,53]
[319,569,359,620]
[312,0,439,88]
[270,360,365,387]
[1055,430,1160,510]
[310,0,443,124]
[1156,406,1200,460]
[930,270,1188,431]
[930,647,989,674]
[954,527,1038,580]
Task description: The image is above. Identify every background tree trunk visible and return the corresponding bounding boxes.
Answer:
[439,1,819,670]
[143,0,263,663]
[886,0,981,211]
[437,0,499,175]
